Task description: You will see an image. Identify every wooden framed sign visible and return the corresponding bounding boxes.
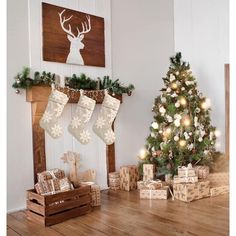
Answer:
[42,3,105,67]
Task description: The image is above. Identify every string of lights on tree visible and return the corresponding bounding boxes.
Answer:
[138,52,221,177]
[12,67,135,95]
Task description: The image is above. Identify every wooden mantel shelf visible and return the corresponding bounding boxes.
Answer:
[26,86,123,183]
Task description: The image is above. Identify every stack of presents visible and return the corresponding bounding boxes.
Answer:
[34,168,101,207]
[108,163,229,202]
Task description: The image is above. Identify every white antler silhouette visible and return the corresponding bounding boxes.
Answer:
[58,9,92,65]
[77,15,91,37]
[58,9,75,38]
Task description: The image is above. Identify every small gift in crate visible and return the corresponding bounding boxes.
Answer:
[193,165,209,179]
[37,168,65,182]
[27,185,91,226]
[178,164,195,177]
[109,172,120,190]
[173,180,210,202]
[143,164,155,181]
[120,165,138,191]
[173,175,198,184]
[35,177,72,195]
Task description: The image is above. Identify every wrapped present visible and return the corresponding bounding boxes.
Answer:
[120,165,139,191]
[173,175,198,184]
[91,184,101,206]
[137,180,163,190]
[109,178,120,186]
[37,168,65,182]
[35,177,72,195]
[173,181,210,202]
[207,172,229,186]
[193,165,209,179]
[110,185,120,190]
[178,164,195,177]
[140,186,170,199]
[143,164,155,181]
[109,172,120,179]
[210,185,229,197]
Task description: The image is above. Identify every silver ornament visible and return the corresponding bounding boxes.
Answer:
[15,89,20,94]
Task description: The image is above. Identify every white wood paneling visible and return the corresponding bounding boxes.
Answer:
[28,0,111,188]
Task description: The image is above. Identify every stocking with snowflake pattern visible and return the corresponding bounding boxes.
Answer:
[93,91,120,145]
[40,89,69,138]
[68,91,96,144]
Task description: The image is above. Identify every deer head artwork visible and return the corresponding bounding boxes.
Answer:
[58,9,91,65]
[61,151,81,187]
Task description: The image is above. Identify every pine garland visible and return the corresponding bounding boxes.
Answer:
[12,67,135,95]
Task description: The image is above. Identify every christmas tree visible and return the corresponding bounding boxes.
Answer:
[139,52,218,177]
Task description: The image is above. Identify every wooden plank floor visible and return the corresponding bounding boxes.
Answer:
[7,190,229,236]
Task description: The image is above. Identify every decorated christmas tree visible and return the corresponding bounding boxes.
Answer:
[139,53,218,177]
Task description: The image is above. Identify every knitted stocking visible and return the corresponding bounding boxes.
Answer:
[68,92,96,144]
[40,89,69,139]
[93,91,120,145]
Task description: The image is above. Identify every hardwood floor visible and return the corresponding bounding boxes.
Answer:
[7,189,229,236]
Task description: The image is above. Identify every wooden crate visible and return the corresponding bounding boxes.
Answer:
[26,185,91,226]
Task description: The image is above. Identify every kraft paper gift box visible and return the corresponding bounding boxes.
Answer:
[140,186,170,199]
[91,184,101,206]
[137,180,163,190]
[109,172,120,179]
[193,165,209,179]
[120,165,139,191]
[178,164,196,178]
[173,181,210,202]
[143,164,155,181]
[210,185,229,197]
[173,175,198,184]
[207,172,229,186]
[35,177,71,195]
[37,168,65,182]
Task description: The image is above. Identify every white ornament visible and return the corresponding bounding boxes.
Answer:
[181,87,185,91]
[174,135,179,141]
[169,74,175,82]
[200,130,206,137]
[151,122,159,129]
[195,107,200,113]
[174,119,180,127]
[166,88,171,93]
[175,101,180,108]
[171,93,178,98]
[166,115,173,123]
[209,131,213,141]
[184,132,190,140]
[198,137,203,142]
[151,132,155,137]
[175,71,179,76]
[174,114,182,120]
[189,132,192,136]
[161,96,167,103]
[160,142,164,150]
[151,147,155,152]
[194,117,198,127]
[159,106,166,114]
[204,150,209,155]
[188,90,192,95]
[187,143,194,151]
[159,130,163,134]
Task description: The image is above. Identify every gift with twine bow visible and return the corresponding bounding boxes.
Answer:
[177,163,196,178]
[173,175,198,184]
[193,165,209,179]
[139,180,174,200]
[173,180,210,202]
[37,168,65,182]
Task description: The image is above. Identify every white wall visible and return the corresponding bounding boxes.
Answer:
[111,0,175,168]
[7,0,112,212]
[7,0,33,212]
[174,0,229,151]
